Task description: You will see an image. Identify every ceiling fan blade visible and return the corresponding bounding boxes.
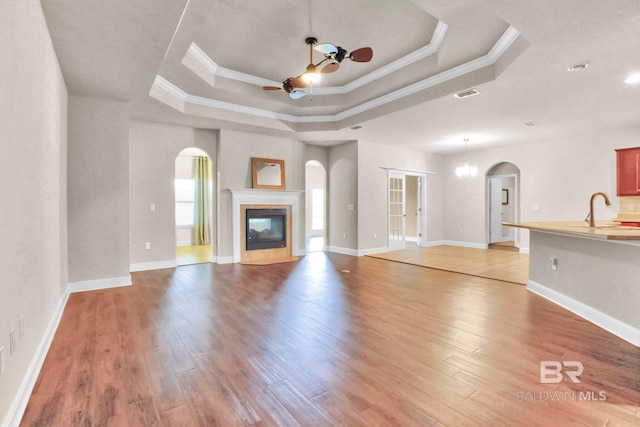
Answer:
[262,86,282,91]
[314,43,338,55]
[349,47,373,62]
[289,90,306,100]
[289,77,308,88]
[321,62,340,74]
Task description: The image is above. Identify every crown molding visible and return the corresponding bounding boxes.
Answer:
[184,20,448,95]
[153,26,520,125]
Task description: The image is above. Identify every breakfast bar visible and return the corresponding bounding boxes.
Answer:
[504,220,640,347]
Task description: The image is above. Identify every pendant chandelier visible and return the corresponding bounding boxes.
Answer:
[455,139,478,178]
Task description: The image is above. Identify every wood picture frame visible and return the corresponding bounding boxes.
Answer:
[252,157,285,190]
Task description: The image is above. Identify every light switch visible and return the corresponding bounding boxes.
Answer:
[150,203,156,211]
[532,204,540,211]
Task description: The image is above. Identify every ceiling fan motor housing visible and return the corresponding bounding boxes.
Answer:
[334,46,347,62]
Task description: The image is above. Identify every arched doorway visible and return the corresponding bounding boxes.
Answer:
[175,147,213,265]
[486,162,520,251]
[305,160,326,252]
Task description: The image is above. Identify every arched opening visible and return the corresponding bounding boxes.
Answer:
[486,162,520,251]
[305,160,326,252]
[175,147,213,265]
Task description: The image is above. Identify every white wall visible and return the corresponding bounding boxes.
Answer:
[0,0,68,423]
[68,96,131,283]
[129,121,217,266]
[443,128,640,249]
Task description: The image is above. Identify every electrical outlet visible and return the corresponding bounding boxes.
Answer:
[10,329,16,355]
[149,203,156,211]
[145,242,151,250]
[343,233,347,239]
[459,228,464,235]
[373,232,377,239]
[19,316,24,339]
[0,346,4,374]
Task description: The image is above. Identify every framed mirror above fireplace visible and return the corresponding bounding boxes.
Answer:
[252,157,285,190]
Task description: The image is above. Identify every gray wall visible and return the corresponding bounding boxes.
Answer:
[443,128,640,249]
[0,0,68,422]
[68,96,131,282]
[357,140,445,250]
[217,129,304,259]
[129,121,218,264]
[530,232,640,330]
[328,142,359,250]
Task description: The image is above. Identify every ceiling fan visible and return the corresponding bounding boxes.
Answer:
[262,37,373,99]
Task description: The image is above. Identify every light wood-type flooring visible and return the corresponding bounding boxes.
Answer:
[21,252,640,426]
[367,244,529,284]
[176,244,211,266]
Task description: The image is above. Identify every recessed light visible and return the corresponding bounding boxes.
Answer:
[454,88,480,99]
[624,73,640,84]
[522,121,539,127]
[568,63,588,71]
[350,125,363,130]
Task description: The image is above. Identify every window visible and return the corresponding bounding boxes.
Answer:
[311,187,324,230]
[175,178,194,226]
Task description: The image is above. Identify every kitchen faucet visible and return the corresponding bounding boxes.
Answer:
[587,192,611,227]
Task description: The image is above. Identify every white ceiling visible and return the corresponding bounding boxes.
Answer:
[41,0,640,153]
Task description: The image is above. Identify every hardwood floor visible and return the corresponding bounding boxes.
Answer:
[21,253,640,426]
[367,245,529,284]
[176,245,211,266]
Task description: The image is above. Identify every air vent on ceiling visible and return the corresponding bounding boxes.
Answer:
[522,121,539,127]
[454,88,480,99]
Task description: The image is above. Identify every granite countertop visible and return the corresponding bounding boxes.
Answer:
[503,221,640,241]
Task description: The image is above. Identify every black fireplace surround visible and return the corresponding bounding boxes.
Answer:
[246,208,286,250]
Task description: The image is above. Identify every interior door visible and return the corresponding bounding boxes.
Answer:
[388,172,406,250]
[489,177,503,243]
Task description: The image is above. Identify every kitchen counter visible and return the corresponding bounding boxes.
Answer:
[503,220,640,241]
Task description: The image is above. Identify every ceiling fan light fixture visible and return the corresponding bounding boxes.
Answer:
[301,64,321,84]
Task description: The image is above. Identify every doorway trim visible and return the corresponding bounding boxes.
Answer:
[384,168,431,250]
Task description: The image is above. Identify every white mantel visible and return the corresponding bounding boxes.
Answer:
[228,188,304,263]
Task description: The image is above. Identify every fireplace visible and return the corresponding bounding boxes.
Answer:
[246,208,287,251]
[229,189,302,263]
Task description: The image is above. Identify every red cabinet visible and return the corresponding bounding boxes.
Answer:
[616,147,640,196]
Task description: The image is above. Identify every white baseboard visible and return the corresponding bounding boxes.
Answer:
[326,246,359,257]
[422,240,489,249]
[130,259,178,272]
[3,291,69,427]
[357,247,389,256]
[215,256,234,264]
[405,237,418,243]
[66,275,132,294]
[527,279,640,348]
[519,247,530,254]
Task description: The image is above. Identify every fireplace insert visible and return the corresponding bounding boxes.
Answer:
[246,208,287,250]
